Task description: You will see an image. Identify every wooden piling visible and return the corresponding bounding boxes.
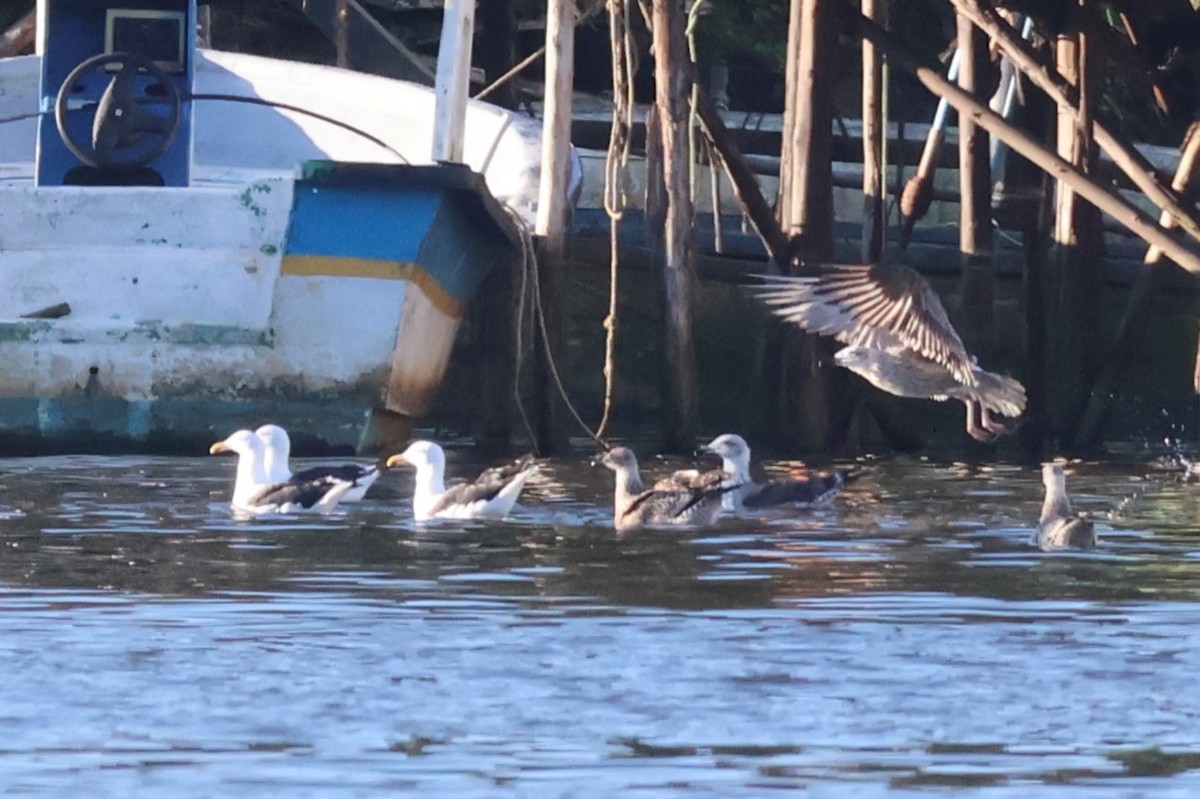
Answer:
[1048,12,1104,446]
[651,0,701,451]
[956,12,995,361]
[773,0,838,452]
[531,0,577,454]
[860,0,887,262]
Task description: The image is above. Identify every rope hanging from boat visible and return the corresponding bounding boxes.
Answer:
[507,205,606,450]
[595,0,638,441]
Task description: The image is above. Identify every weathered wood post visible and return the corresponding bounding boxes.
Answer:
[1048,6,1105,447]
[774,0,838,451]
[650,0,701,451]
[334,0,350,68]
[432,0,475,163]
[860,0,887,262]
[532,0,576,454]
[955,12,995,367]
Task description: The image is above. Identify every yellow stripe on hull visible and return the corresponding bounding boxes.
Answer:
[281,254,464,318]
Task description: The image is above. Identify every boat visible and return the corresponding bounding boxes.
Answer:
[0,0,572,453]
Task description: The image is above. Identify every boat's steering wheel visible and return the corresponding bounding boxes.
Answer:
[54,52,181,170]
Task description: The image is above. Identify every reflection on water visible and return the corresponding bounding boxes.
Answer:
[2,451,1200,796]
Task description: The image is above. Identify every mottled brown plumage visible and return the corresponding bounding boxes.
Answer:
[1034,463,1096,551]
[598,447,732,533]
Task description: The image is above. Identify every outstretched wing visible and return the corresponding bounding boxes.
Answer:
[752,264,976,386]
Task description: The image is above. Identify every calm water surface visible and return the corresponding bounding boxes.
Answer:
[1,448,1199,797]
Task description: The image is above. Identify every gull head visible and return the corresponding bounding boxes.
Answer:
[386,440,446,471]
[255,424,291,454]
[597,446,637,473]
[699,433,751,471]
[1041,461,1068,492]
[833,346,876,371]
[209,429,262,457]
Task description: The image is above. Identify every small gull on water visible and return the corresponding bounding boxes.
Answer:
[1034,462,1096,551]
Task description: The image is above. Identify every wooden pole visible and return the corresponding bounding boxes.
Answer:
[432,0,475,163]
[786,0,835,259]
[847,10,1200,276]
[860,0,886,262]
[651,0,700,451]
[950,0,1200,247]
[693,93,788,265]
[777,0,804,227]
[775,0,838,452]
[335,0,350,68]
[531,0,577,454]
[1048,9,1105,446]
[956,12,995,362]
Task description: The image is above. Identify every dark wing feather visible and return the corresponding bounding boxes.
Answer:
[742,474,843,509]
[475,455,537,486]
[753,265,976,386]
[247,475,346,509]
[428,469,520,516]
[293,463,375,484]
[653,469,728,492]
[624,475,737,525]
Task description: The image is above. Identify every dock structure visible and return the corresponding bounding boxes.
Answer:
[10,0,1200,455]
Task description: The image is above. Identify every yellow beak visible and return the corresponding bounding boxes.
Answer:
[385,453,408,469]
[209,440,230,455]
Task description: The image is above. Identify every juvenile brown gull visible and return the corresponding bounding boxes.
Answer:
[385,440,536,521]
[209,429,356,515]
[1034,462,1096,551]
[698,433,845,513]
[597,446,734,533]
[752,264,1026,442]
[256,424,381,502]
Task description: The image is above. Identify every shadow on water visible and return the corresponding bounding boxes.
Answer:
[1,451,1200,796]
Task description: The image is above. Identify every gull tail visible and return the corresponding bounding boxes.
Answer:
[972,368,1027,419]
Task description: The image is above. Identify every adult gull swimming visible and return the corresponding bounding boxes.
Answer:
[255,424,381,502]
[385,440,537,521]
[698,433,845,512]
[209,429,357,515]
